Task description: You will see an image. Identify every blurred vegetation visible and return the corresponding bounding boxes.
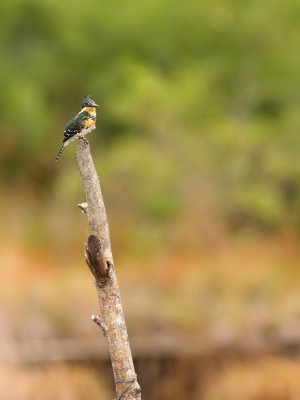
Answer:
[0,365,110,400]
[1,0,300,252]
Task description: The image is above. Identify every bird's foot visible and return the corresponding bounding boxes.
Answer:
[80,137,89,146]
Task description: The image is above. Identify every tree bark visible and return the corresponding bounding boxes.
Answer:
[75,139,141,400]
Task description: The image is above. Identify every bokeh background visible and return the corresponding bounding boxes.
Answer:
[1,0,300,399]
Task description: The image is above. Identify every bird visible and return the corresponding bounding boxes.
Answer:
[55,95,99,161]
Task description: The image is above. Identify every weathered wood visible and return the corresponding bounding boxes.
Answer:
[75,139,141,400]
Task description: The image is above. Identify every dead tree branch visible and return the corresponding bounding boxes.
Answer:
[75,138,141,400]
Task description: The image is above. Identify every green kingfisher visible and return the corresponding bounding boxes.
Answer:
[55,95,99,161]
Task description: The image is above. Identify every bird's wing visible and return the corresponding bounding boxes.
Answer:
[63,111,91,143]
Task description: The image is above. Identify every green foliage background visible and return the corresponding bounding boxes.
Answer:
[1,0,300,251]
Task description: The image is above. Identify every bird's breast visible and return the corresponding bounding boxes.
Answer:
[83,117,96,129]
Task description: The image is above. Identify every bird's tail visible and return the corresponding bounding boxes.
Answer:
[55,143,65,161]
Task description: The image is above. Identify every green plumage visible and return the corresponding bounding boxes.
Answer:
[63,111,94,143]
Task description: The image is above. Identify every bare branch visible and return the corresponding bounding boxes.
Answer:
[75,138,141,399]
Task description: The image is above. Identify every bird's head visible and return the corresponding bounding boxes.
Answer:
[81,95,99,108]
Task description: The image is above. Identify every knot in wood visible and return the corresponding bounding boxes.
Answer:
[85,234,109,285]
